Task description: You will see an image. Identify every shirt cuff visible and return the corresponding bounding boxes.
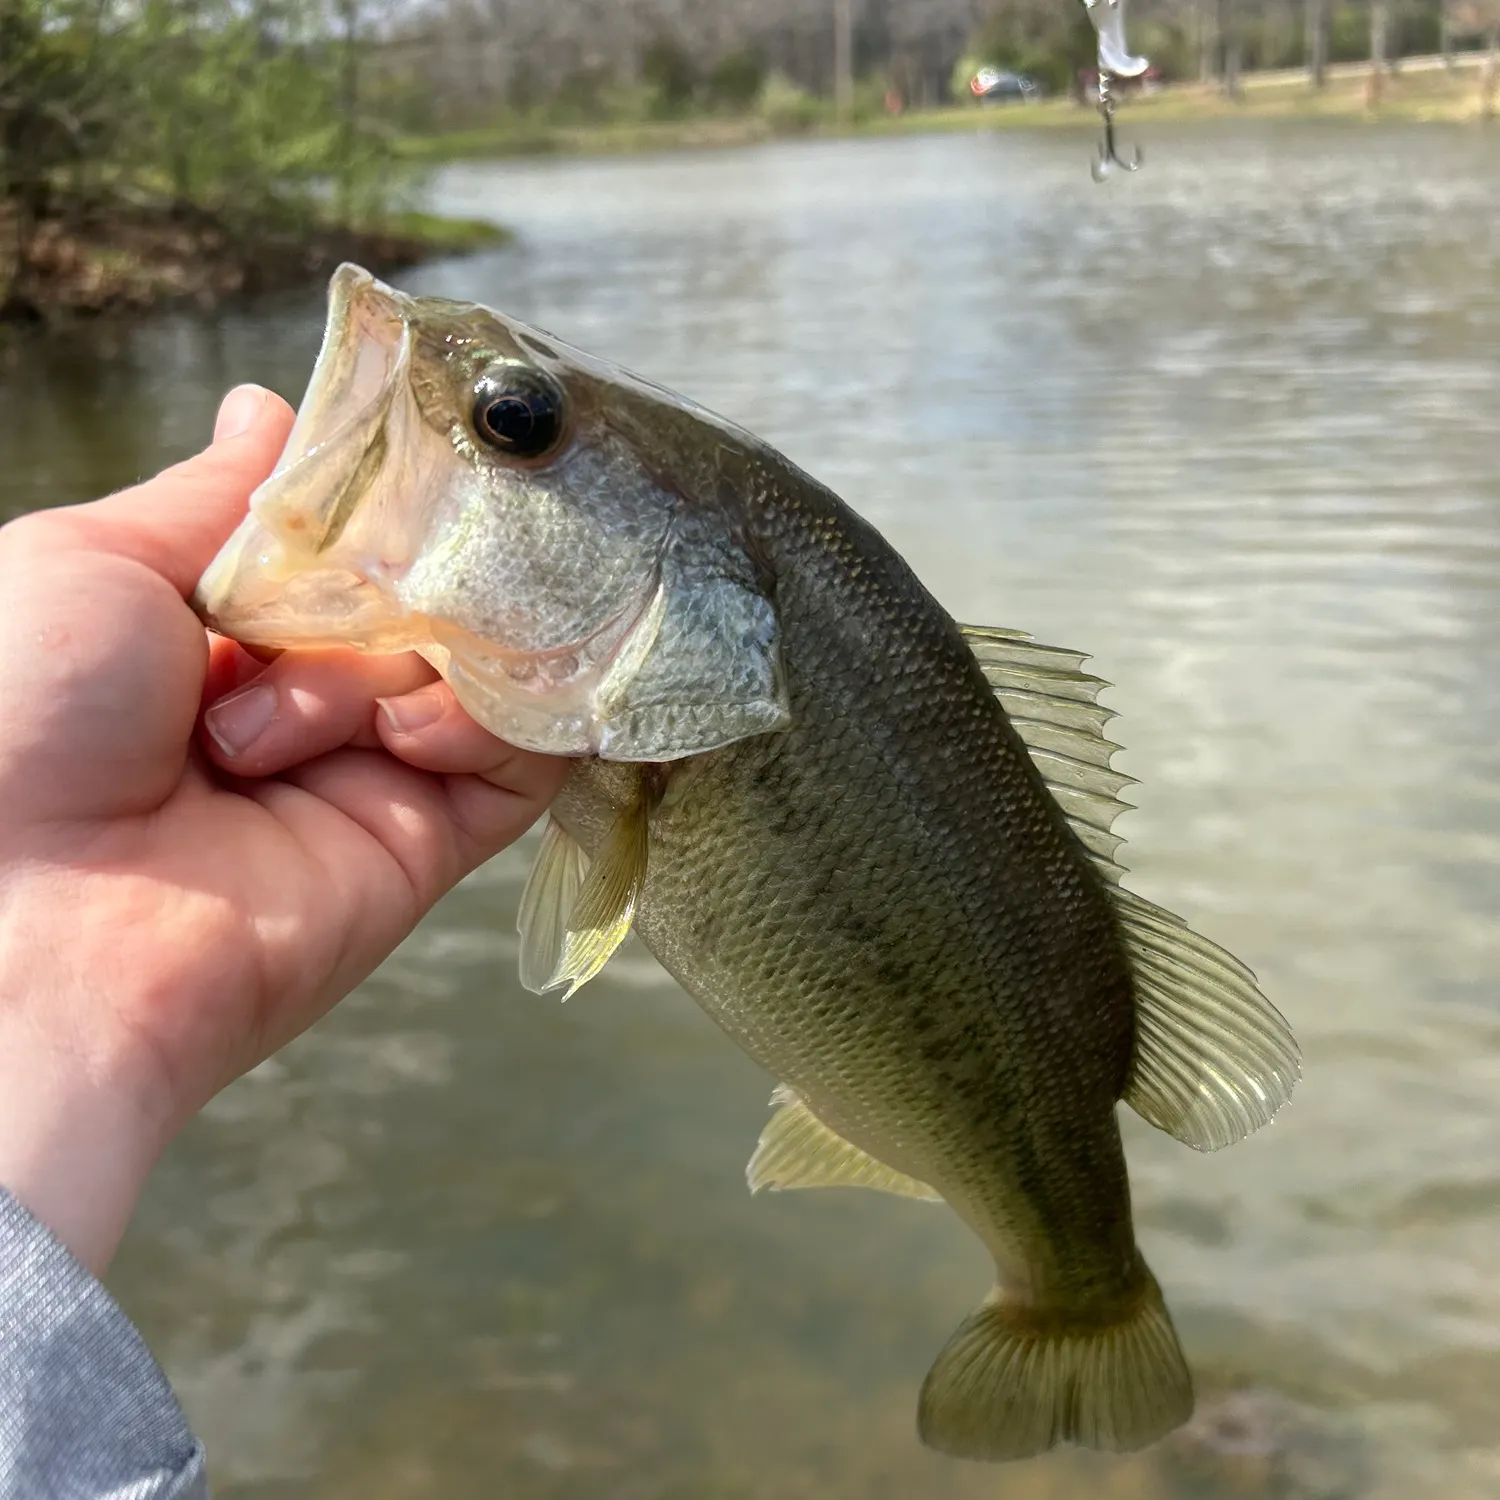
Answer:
[0,1186,207,1499]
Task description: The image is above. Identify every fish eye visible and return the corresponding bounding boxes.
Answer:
[471,364,565,460]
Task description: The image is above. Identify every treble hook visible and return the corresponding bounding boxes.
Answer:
[1081,0,1146,181]
[1090,70,1142,181]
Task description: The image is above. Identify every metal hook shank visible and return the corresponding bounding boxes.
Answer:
[1091,105,1143,180]
[1081,0,1146,180]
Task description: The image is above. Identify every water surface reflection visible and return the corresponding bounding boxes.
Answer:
[3,119,1499,1498]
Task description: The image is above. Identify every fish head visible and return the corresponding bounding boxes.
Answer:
[195,263,788,759]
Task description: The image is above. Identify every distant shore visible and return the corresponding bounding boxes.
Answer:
[402,50,1496,164]
[5,49,1489,327]
[0,202,508,328]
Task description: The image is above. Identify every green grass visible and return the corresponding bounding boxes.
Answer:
[401,59,1497,164]
[397,115,778,163]
[382,210,513,253]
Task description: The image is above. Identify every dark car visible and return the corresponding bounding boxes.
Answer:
[969,68,1044,103]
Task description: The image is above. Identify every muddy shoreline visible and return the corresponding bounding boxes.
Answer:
[0,199,507,327]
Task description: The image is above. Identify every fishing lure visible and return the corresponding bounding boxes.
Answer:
[1081,0,1147,178]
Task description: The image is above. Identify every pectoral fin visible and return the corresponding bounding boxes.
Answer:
[517,817,591,995]
[748,1086,941,1200]
[521,779,652,999]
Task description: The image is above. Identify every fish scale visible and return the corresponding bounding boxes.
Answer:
[559,474,1142,1308]
[195,263,1300,1463]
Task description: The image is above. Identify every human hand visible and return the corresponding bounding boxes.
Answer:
[0,386,571,1272]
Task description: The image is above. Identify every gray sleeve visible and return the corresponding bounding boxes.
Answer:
[0,1187,207,1500]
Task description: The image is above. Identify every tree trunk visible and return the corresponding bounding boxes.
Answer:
[833,0,853,122]
[1222,0,1242,96]
[1366,0,1388,109]
[1306,0,1327,86]
[1481,25,1499,120]
[1439,1,1452,69]
[1199,0,1219,79]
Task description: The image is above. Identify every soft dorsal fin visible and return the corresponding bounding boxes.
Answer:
[959,622,1300,1151]
[517,816,591,995]
[1113,888,1299,1150]
[748,1086,942,1201]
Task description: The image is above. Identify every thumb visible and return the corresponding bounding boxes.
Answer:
[67,385,297,597]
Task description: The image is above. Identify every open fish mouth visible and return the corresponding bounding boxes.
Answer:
[276,263,410,482]
[193,261,787,759]
[192,265,416,648]
[191,265,669,749]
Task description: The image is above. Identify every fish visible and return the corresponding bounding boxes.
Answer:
[194,263,1300,1463]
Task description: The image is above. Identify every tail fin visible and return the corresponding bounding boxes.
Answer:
[916,1265,1193,1462]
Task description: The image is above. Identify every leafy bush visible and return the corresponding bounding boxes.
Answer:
[0,0,405,231]
[705,45,766,112]
[641,32,698,118]
[756,71,823,132]
[965,0,1097,96]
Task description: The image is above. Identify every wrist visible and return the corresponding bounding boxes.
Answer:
[0,1022,167,1274]
[0,960,172,1274]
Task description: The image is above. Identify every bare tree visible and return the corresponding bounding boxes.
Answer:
[1367,0,1389,107]
[1306,0,1328,84]
[1221,0,1242,95]
[1483,14,1499,117]
[834,0,854,120]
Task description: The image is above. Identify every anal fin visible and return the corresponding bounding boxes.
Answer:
[747,1086,941,1201]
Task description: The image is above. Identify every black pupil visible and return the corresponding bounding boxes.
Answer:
[473,371,562,458]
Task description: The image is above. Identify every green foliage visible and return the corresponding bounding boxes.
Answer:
[640,32,698,118]
[0,0,130,212]
[705,45,766,112]
[0,0,405,233]
[847,75,894,123]
[552,62,615,124]
[1235,5,1306,70]
[1131,19,1196,81]
[755,72,824,132]
[1396,4,1441,56]
[1329,3,1372,61]
[966,0,1096,96]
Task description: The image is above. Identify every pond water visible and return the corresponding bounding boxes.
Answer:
[3,117,1500,1498]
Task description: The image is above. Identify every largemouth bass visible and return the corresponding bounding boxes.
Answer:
[195,264,1299,1462]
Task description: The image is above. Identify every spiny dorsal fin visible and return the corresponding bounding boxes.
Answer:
[517,816,591,995]
[960,622,1300,1151]
[748,1086,942,1201]
[1113,888,1299,1150]
[959,624,1133,883]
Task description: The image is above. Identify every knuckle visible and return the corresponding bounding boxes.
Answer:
[0,508,53,552]
[0,507,75,567]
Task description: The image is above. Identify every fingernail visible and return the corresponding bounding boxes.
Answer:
[214,385,268,443]
[378,688,444,736]
[205,683,276,757]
